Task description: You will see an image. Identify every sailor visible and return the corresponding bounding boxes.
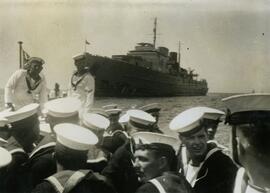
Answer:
[1,103,40,153]
[81,112,110,172]
[139,103,163,133]
[223,93,270,193]
[175,107,227,177]
[4,57,47,111]
[32,123,116,193]
[43,97,82,129]
[101,108,126,154]
[102,109,157,193]
[0,103,40,192]
[105,108,123,133]
[132,132,194,193]
[68,53,95,117]
[169,107,238,193]
[0,147,12,193]
[27,97,82,188]
[126,109,156,135]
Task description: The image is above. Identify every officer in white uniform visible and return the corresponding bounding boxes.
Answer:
[223,93,270,193]
[69,53,95,117]
[5,57,47,111]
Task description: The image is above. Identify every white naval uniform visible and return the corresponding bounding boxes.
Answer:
[68,73,95,116]
[4,69,47,110]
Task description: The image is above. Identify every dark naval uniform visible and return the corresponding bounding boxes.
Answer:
[32,170,116,193]
[101,130,129,154]
[27,134,57,188]
[186,147,237,193]
[135,172,194,193]
[85,145,109,172]
[0,136,29,193]
[102,140,140,193]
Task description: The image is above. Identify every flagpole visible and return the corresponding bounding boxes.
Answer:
[18,41,23,69]
[84,41,87,53]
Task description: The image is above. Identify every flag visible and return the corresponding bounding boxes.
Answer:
[85,40,90,45]
[22,48,30,64]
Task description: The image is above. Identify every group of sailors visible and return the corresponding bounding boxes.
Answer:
[0,54,269,193]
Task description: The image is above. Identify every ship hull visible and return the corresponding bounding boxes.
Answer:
[87,55,208,97]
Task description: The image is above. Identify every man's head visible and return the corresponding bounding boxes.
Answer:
[72,53,94,75]
[44,97,81,129]
[5,103,40,152]
[25,57,44,77]
[132,132,178,183]
[178,126,209,162]
[105,108,122,124]
[195,107,225,140]
[82,113,110,142]
[54,123,98,170]
[126,109,156,135]
[139,103,161,123]
[223,93,270,188]
[169,107,210,164]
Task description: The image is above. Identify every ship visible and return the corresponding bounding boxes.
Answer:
[76,18,208,97]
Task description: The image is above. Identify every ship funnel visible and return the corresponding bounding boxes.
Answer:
[169,52,177,63]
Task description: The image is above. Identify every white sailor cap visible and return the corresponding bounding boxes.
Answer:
[0,103,39,123]
[88,108,109,118]
[193,107,225,121]
[72,53,87,60]
[0,147,12,168]
[169,107,205,135]
[118,113,129,124]
[131,132,180,152]
[44,97,81,118]
[27,57,45,65]
[127,109,156,126]
[54,123,98,151]
[105,108,122,116]
[102,104,118,110]
[82,113,110,131]
[0,117,9,128]
[139,103,161,113]
[222,93,270,125]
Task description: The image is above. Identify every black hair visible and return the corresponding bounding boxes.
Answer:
[135,143,177,171]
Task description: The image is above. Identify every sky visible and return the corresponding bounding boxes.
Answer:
[0,0,270,93]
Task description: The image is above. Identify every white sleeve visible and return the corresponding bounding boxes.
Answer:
[4,70,22,104]
[39,76,48,110]
[84,75,95,108]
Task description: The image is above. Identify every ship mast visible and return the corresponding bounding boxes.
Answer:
[178,41,181,69]
[153,17,157,48]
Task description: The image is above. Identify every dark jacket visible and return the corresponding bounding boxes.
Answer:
[192,149,238,193]
[102,140,141,193]
[0,137,29,193]
[136,172,194,193]
[31,170,116,193]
